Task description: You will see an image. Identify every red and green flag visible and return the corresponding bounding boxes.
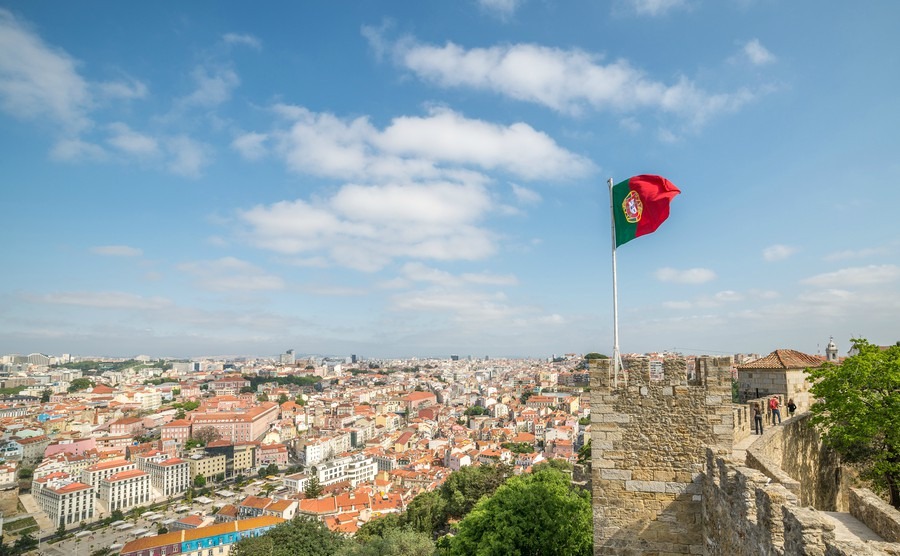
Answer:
[611,174,681,247]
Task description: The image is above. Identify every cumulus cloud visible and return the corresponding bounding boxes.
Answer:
[50,138,106,162]
[268,105,593,181]
[762,244,796,262]
[232,132,269,160]
[166,136,212,178]
[0,8,91,132]
[179,66,239,108]
[618,0,690,17]
[35,291,172,310]
[239,181,495,271]
[223,33,262,50]
[366,29,755,127]
[742,39,775,66]
[96,77,148,100]
[477,0,523,19]
[655,267,717,284]
[510,183,541,205]
[801,264,900,288]
[178,257,285,292]
[823,247,888,262]
[107,122,159,156]
[90,245,143,257]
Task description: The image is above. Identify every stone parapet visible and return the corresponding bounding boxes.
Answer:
[851,488,900,543]
[704,449,898,556]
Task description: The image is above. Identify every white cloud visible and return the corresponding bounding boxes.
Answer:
[400,262,518,287]
[50,138,106,162]
[36,291,172,310]
[90,245,143,257]
[166,136,212,178]
[801,264,900,288]
[268,105,591,182]
[178,257,284,292]
[823,247,888,261]
[373,32,755,126]
[223,33,262,50]
[655,267,717,284]
[477,0,523,19]
[619,0,689,17]
[232,132,269,160]
[180,66,239,108]
[107,122,159,156]
[510,183,541,205]
[96,77,148,100]
[762,244,796,262]
[239,182,495,272]
[0,9,91,132]
[742,39,775,66]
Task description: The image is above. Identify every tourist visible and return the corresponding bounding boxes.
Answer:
[752,402,763,434]
[769,396,782,425]
[787,398,796,417]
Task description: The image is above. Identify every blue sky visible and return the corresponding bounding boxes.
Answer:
[2,1,899,359]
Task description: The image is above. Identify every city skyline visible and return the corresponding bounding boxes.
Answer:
[2,2,899,359]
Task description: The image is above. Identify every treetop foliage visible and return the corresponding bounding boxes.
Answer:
[807,338,900,508]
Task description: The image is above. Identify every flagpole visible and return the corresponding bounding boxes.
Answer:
[608,178,621,388]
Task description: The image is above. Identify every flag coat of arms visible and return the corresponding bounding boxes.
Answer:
[611,174,681,247]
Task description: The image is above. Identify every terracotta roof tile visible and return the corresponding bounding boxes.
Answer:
[737,349,824,370]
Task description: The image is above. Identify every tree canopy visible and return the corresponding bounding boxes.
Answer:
[807,338,900,507]
[338,528,434,556]
[231,516,345,556]
[443,466,592,556]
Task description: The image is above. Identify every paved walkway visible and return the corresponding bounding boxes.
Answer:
[823,512,885,543]
[728,428,885,546]
[730,432,759,465]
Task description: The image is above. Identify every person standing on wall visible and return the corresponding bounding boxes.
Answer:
[769,396,782,425]
[752,402,763,435]
[787,398,796,418]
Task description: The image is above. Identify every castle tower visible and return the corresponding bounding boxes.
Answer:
[590,356,734,555]
[825,336,838,362]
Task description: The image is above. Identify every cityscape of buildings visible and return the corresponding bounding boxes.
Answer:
[0,346,769,545]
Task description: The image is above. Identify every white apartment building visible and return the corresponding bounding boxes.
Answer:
[100,469,151,512]
[283,472,310,494]
[33,473,95,528]
[81,459,135,496]
[139,455,191,498]
[316,455,377,487]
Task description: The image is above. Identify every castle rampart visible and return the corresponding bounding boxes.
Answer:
[590,357,900,555]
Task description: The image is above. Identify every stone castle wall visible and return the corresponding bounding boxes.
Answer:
[590,357,734,555]
[745,413,846,511]
[703,450,899,556]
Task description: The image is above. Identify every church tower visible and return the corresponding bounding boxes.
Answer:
[826,336,838,362]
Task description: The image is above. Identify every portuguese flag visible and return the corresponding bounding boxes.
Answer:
[611,174,681,247]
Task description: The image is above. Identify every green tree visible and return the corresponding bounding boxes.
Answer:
[257,392,269,402]
[445,467,592,556]
[339,528,434,556]
[519,391,533,404]
[277,393,289,404]
[13,533,38,554]
[584,352,608,359]
[463,406,487,416]
[40,389,51,402]
[193,426,221,445]
[354,514,402,543]
[577,439,592,465]
[67,377,94,392]
[56,523,67,538]
[174,408,186,420]
[441,464,513,522]
[402,490,446,535]
[807,339,900,508]
[194,474,207,488]
[109,509,125,522]
[182,400,200,411]
[231,516,345,556]
[304,476,323,498]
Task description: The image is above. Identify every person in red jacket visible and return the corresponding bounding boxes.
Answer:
[769,396,782,425]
